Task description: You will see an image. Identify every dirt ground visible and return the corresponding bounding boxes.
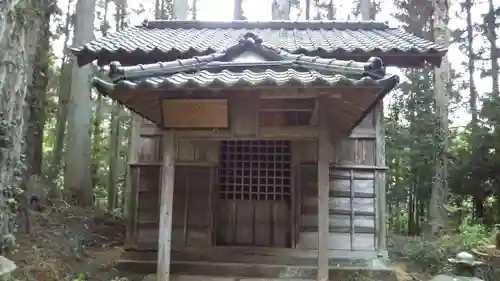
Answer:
[8,205,136,281]
[7,205,430,281]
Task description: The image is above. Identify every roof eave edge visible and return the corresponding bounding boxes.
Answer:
[347,74,399,134]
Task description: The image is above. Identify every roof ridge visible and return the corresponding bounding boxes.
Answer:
[105,34,387,82]
[141,20,390,30]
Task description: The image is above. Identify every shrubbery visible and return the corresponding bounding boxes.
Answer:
[388,223,496,275]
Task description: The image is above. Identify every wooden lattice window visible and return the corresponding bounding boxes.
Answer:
[219,140,292,201]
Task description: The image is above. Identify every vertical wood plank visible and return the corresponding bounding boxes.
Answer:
[230,94,259,137]
[125,114,141,246]
[157,132,176,281]
[317,97,331,281]
[374,104,387,254]
[183,174,189,244]
[208,166,214,245]
[349,169,355,250]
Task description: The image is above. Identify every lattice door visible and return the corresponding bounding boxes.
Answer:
[216,140,293,247]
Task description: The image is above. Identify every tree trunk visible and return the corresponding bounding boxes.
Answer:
[428,0,450,237]
[0,0,42,246]
[486,0,499,97]
[233,0,243,20]
[64,0,96,206]
[155,0,161,18]
[327,0,334,20]
[305,0,310,20]
[26,3,55,177]
[465,0,482,221]
[91,95,104,190]
[91,0,110,191]
[174,0,188,20]
[47,1,73,200]
[107,103,121,212]
[271,0,290,20]
[192,0,197,19]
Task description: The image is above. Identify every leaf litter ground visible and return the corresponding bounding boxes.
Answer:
[7,206,145,281]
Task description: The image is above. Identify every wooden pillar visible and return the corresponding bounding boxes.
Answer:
[317,97,330,281]
[124,114,141,245]
[157,131,176,281]
[374,104,387,254]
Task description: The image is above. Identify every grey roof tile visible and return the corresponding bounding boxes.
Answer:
[72,20,446,67]
[95,32,395,91]
[94,68,398,91]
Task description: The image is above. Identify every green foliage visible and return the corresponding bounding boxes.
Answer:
[388,223,494,274]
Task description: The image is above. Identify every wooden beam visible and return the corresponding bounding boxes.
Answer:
[260,90,341,99]
[317,96,331,281]
[157,132,176,281]
[173,126,318,140]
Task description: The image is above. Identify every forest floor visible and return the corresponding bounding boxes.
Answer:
[8,205,140,281]
[8,206,432,281]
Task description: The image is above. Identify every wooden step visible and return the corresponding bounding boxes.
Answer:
[118,259,316,279]
[172,261,317,279]
[118,259,398,281]
[120,248,317,266]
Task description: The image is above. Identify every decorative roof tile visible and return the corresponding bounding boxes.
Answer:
[72,20,446,67]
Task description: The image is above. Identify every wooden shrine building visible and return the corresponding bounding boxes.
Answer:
[72,20,446,281]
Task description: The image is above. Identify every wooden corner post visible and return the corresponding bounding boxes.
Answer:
[124,114,141,246]
[374,104,387,254]
[157,131,176,281]
[317,96,331,281]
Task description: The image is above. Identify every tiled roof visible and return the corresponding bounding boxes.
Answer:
[95,68,398,91]
[94,32,398,92]
[72,20,447,68]
[92,33,399,132]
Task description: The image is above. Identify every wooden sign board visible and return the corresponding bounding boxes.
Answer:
[161,99,228,129]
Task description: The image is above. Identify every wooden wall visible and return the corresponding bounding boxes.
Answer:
[293,109,379,252]
[126,129,219,250]
[126,108,385,256]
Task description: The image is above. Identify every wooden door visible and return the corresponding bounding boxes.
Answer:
[172,165,215,247]
[215,140,293,247]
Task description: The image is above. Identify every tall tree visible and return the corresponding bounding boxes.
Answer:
[108,0,128,212]
[64,0,96,206]
[192,0,197,19]
[173,0,188,19]
[47,0,73,199]
[462,0,483,220]
[91,0,110,192]
[271,0,290,20]
[0,0,45,249]
[26,1,57,178]
[352,0,380,19]
[234,0,244,20]
[156,0,174,19]
[390,0,438,235]
[305,0,311,19]
[427,0,450,237]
